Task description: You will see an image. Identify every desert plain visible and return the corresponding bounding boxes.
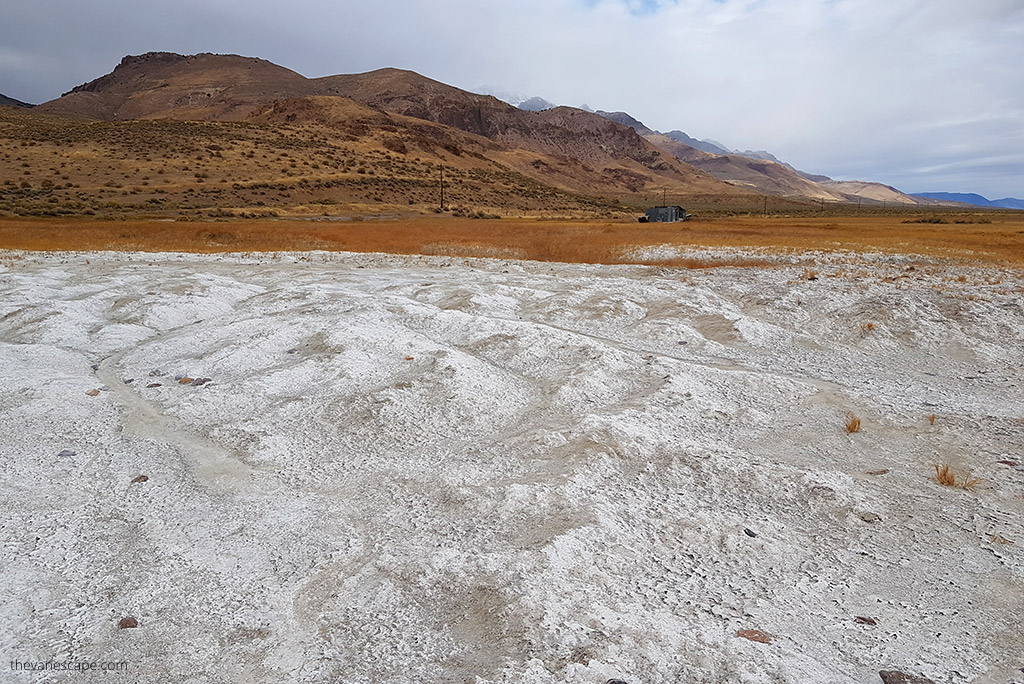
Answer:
[1,214,1022,683]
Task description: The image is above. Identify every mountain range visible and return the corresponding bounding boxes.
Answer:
[1,52,1018,214]
[910,192,1024,211]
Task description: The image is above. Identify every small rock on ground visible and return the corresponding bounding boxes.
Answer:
[85,389,100,397]
[130,475,149,484]
[736,629,771,644]
[117,617,138,629]
[878,670,936,684]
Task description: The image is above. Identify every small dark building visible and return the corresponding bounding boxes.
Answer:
[643,206,689,222]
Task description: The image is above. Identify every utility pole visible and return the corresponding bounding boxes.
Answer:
[439,164,444,211]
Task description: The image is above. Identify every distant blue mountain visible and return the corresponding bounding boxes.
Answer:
[912,192,1024,210]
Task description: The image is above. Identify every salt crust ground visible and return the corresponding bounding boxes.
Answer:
[0,247,1022,684]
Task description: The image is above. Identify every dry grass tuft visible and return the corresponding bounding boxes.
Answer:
[802,267,819,281]
[861,321,875,333]
[933,463,982,491]
[928,413,936,425]
[844,412,862,434]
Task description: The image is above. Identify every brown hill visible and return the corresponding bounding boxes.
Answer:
[34,52,748,201]
[319,69,728,192]
[38,52,311,121]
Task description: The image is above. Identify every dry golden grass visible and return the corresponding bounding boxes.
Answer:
[933,463,982,491]
[928,413,937,425]
[1,214,1023,266]
[845,412,862,434]
[861,321,875,333]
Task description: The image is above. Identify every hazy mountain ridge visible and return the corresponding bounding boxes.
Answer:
[911,192,1024,210]
[517,96,555,112]
[595,110,931,204]
[0,92,34,108]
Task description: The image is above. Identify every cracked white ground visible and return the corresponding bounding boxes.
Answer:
[1,248,1022,684]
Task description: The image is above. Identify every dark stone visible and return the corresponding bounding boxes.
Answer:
[117,617,138,629]
[91,364,100,371]
[607,680,628,684]
[123,379,134,384]
[855,616,878,625]
[130,475,149,484]
[57,450,76,458]
[190,377,212,386]
[866,469,891,475]
[146,383,162,388]
[878,671,936,684]
[858,512,882,523]
[744,528,758,538]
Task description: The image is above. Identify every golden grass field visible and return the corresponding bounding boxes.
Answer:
[1,213,1022,266]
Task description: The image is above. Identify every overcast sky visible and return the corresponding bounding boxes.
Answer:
[2,0,1022,198]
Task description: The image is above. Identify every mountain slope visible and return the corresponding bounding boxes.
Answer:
[34,53,747,200]
[0,93,33,108]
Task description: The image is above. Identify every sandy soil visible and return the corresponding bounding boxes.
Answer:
[1,248,1022,683]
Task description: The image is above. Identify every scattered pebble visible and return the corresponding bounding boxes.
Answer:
[57,450,76,458]
[130,475,149,484]
[85,389,100,397]
[996,460,1019,466]
[878,671,935,684]
[736,629,771,644]
[190,377,212,386]
[117,617,139,629]
[858,512,882,524]
[743,528,758,538]
[98,386,110,391]
[286,348,298,354]
[866,469,891,475]
[146,383,162,388]
[123,378,134,385]
[178,377,194,384]
[607,680,628,684]
[855,616,878,625]
[405,356,415,361]
[173,373,186,381]
[90,364,99,371]
[149,370,164,377]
